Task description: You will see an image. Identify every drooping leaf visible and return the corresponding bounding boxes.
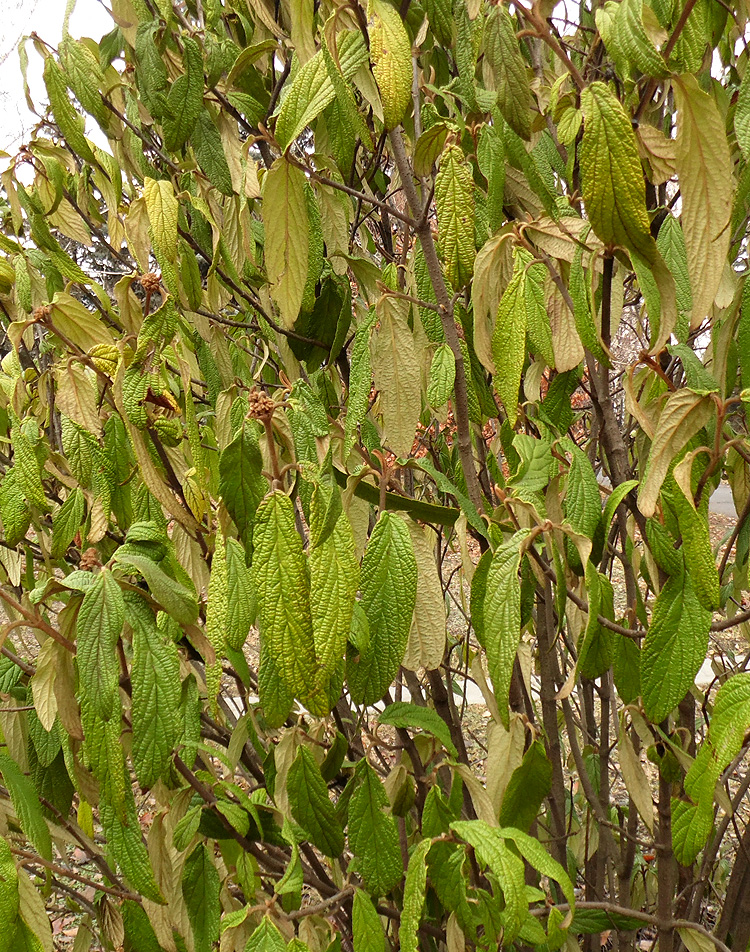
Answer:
[371,295,421,457]
[182,845,221,952]
[673,75,733,330]
[483,6,531,140]
[398,839,432,952]
[0,753,52,861]
[262,157,309,328]
[483,531,529,728]
[640,571,711,723]
[368,0,412,128]
[346,512,417,706]
[287,745,344,857]
[435,145,475,291]
[253,492,320,708]
[638,389,714,517]
[76,569,125,720]
[126,594,180,789]
[348,763,402,897]
[218,422,266,551]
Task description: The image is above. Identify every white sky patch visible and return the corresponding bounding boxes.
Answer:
[0,0,113,153]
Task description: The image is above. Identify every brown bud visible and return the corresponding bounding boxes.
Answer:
[79,547,102,572]
[139,272,161,294]
[246,388,276,421]
[32,305,52,323]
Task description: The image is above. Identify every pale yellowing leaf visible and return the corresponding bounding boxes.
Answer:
[546,275,584,372]
[403,522,446,670]
[617,718,654,833]
[143,177,178,264]
[48,292,115,351]
[673,75,733,330]
[368,0,412,128]
[262,157,309,328]
[638,389,714,517]
[471,231,514,374]
[371,294,421,457]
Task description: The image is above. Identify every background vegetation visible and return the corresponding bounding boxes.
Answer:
[0,0,749,949]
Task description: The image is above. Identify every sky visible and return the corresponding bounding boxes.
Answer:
[0,0,113,153]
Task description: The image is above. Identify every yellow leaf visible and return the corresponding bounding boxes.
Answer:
[368,0,412,128]
[262,157,309,328]
[371,294,421,456]
[673,75,733,330]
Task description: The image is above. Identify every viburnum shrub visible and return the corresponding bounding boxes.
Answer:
[1,0,750,949]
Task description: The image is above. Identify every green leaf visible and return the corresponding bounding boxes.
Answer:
[451,819,528,942]
[671,481,720,610]
[398,839,432,952]
[580,82,653,259]
[59,36,109,127]
[345,310,377,455]
[735,62,750,162]
[0,754,52,861]
[76,568,124,720]
[427,343,456,409]
[347,512,417,706]
[225,537,255,650]
[263,157,309,328]
[258,644,294,728]
[0,469,31,548]
[143,177,178,266]
[378,702,458,758]
[580,82,677,346]
[657,214,692,341]
[597,0,669,80]
[640,571,711,723]
[571,909,646,933]
[498,740,553,833]
[435,145,475,291]
[0,837,19,951]
[253,492,320,708]
[673,75,733,331]
[182,845,220,952]
[371,295,421,457]
[353,889,386,952]
[348,763,402,896]
[576,564,613,679]
[115,551,198,625]
[499,825,576,916]
[638,389,714,518]
[163,36,204,151]
[205,533,228,710]
[246,917,287,952]
[668,344,718,395]
[274,32,368,150]
[51,487,86,560]
[565,442,601,539]
[484,531,529,728]
[43,56,94,162]
[483,6,531,140]
[368,0,412,128]
[219,422,266,552]
[192,109,234,196]
[287,745,344,856]
[127,595,180,788]
[309,487,359,692]
[673,673,750,864]
[602,479,638,532]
